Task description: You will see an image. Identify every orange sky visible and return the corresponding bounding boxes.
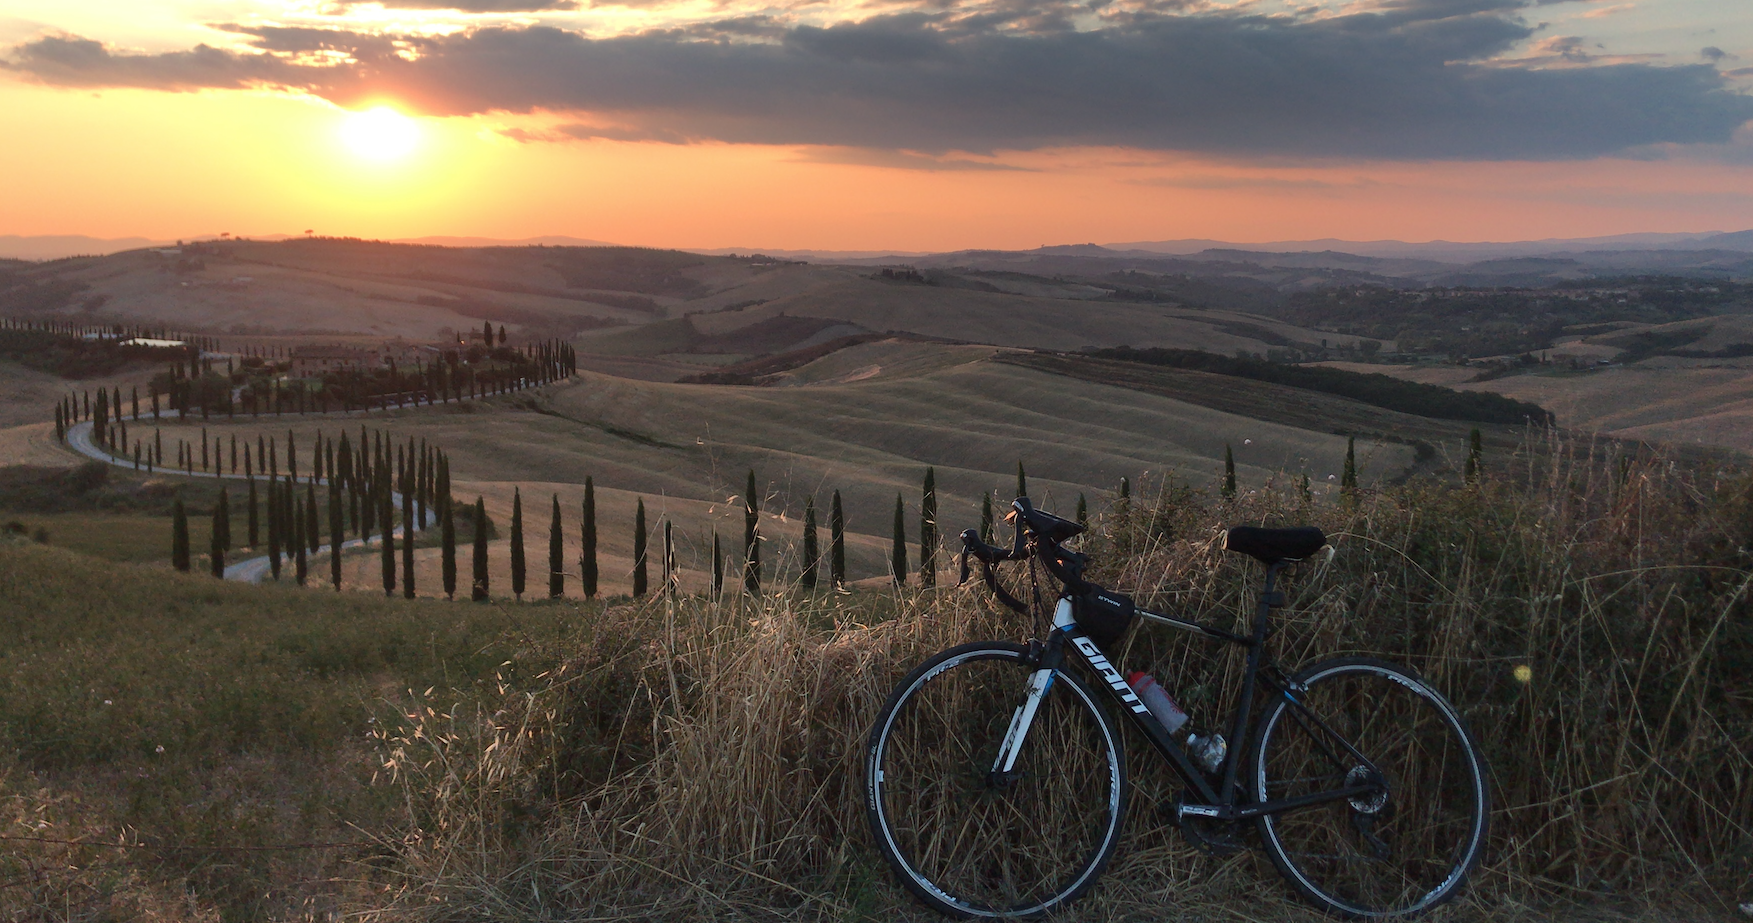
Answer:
[3,0,1752,250]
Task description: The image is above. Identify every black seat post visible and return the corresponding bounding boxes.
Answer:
[1220,560,1289,803]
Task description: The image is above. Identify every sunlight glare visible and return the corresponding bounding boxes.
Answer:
[340,106,421,162]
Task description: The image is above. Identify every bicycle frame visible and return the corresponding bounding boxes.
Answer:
[993,561,1386,821]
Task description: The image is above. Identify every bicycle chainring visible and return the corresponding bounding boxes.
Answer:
[1165,791,1246,857]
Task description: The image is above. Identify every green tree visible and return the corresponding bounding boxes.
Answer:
[247,477,259,548]
[1222,444,1237,500]
[1342,436,1358,498]
[381,482,395,597]
[891,493,907,586]
[171,497,191,570]
[830,490,846,588]
[294,491,308,586]
[743,470,761,595]
[801,496,819,590]
[580,477,598,599]
[1465,427,1483,485]
[919,467,937,587]
[549,494,564,599]
[329,477,343,591]
[402,480,415,599]
[980,491,994,544]
[1076,493,1087,528]
[216,487,231,552]
[1016,461,1027,499]
[632,497,648,598]
[472,496,489,601]
[307,482,320,554]
[442,489,457,600]
[510,487,525,600]
[209,501,224,578]
[267,481,281,580]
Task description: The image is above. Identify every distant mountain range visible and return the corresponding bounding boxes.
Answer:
[0,233,618,261]
[5,230,1752,275]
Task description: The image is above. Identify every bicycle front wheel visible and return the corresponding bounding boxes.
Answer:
[865,642,1126,918]
[1252,657,1490,917]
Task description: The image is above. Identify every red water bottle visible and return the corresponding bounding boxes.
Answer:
[1126,671,1189,736]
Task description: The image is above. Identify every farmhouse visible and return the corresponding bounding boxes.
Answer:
[289,345,377,378]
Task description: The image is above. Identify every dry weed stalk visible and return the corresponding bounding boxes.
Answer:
[364,433,1752,920]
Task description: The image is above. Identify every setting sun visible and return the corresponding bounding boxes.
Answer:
[340,106,420,162]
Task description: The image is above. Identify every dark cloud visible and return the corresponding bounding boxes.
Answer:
[6,0,1751,160]
[2,34,300,90]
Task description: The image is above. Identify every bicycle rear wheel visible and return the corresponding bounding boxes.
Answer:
[1252,657,1489,917]
[865,642,1125,918]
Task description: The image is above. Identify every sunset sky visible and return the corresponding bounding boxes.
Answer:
[3,0,1751,251]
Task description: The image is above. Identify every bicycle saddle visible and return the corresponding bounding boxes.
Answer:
[1225,526,1326,565]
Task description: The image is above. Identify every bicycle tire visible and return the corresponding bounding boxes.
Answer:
[1251,657,1489,918]
[865,641,1126,918]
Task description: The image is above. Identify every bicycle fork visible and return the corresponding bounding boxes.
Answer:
[989,598,1150,784]
[989,665,1055,784]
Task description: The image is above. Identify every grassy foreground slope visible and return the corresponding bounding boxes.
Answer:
[0,537,579,921]
[3,432,1749,921]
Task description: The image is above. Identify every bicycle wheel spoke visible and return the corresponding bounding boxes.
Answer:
[868,645,1125,917]
[1254,659,1487,917]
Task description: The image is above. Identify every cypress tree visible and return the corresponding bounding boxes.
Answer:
[294,491,308,586]
[442,488,457,600]
[920,468,938,587]
[381,483,396,596]
[1341,436,1358,498]
[472,496,489,601]
[1222,444,1237,500]
[267,480,282,580]
[743,470,760,595]
[329,476,343,591]
[307,482,321,554]
[580,477,598,598]
[510,488,526,600]
[980,491,994,544]
[830,490,846,588]
[231,435,238,474]
[288,431,297,481]
[1016,461,1027,499]
[801,496,819,590]
[172,497,190,572]
[209,502,225,578]
[1076,493,1088,527]
[402,479,415,599]
[549,494,564,598]
[711,531,724,597]
[632,497,647,597]
[54,405,63,442]
[1465,428,1483,484]
[212,487,229,552]
[891,493,907,586]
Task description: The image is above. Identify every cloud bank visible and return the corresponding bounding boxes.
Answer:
[5,0,1750,160]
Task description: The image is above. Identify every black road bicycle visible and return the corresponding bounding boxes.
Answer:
[864,498,1489,919]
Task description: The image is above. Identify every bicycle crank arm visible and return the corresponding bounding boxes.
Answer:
[990,667,1057,777]
[1179,782,1385,821]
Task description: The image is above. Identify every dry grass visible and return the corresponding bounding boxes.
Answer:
[358,431,1753,922]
